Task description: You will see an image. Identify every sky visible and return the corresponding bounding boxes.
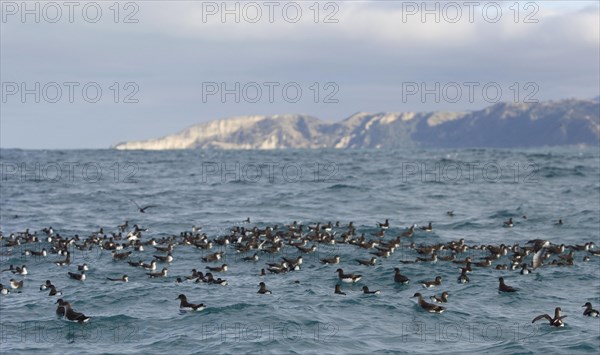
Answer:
[1,1,599,149]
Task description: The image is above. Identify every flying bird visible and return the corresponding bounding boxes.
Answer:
[130,199,157,213]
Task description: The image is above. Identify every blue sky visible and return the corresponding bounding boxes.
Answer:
[1,1,599,149]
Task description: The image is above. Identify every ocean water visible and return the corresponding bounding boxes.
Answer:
[0,147,599,354]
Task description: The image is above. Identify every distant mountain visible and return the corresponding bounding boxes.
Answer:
[112,99,599,150]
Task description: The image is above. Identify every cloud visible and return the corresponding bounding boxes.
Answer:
[1,1,598,148]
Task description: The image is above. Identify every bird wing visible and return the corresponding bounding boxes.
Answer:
[532,314,552,323]
[129,199,142,209]
[532,248,544,269]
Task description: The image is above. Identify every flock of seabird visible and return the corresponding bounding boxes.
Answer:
[1,215,599,327]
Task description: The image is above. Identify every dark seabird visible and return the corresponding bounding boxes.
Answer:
[361,286,380,295]
[420,222,433,232]
[206,264,228,272]
[416,254,438,263]
[118,220,129,232]
[133,224,149,233]
[498,277,517,292]
[320,255,340,265]
[202,252,224,262]
[107,275,129,282]
[401,225,415,237]
[48,285,62,296]
[40,280,53,290]
[372,249,391,258]
[334,284,346,295]
[9,279,23,289]
[63,302,91,323]
[412,293,445,313]
[25,248,47,257]
[0,284,9,295]
[0,264,15,273]
[474,258,492,267]
[176,294,205,311]
[78,264,89,271]
[266,261,289,274]
[185,269,201,280]
[112,250,132,260]
[520,264,531,275]
[193,272,206,283]
[147,268,168,278]
[440,254,456,262]
[258,282,272,294]
[336,268,362,283]
[457,268,470,284]
[394,268,410,284]
[55,252,71,266]
[153,253,173,263]
[430,292,449,303]
[296,245,317,254]
[242,253,259,262]
[555,219,563,226]
[141,260,157,271]
[68,270,86,281]
[377,219,389,229]
[213,278,228,286]
[356,257,377,266]
[503,218,513,227]
[569,242,595,251]
[128,260,143,267]
[446,211,454,217]
[15,261,30,270]
[281,256,303,269]
[56,299,66,316]
[421,276,442,288]
[532,307,566,327]
[583,303,599,317]
[371,230,385,238]
[453,257,472,265]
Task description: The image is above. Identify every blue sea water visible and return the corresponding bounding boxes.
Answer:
[0,147,599,354]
